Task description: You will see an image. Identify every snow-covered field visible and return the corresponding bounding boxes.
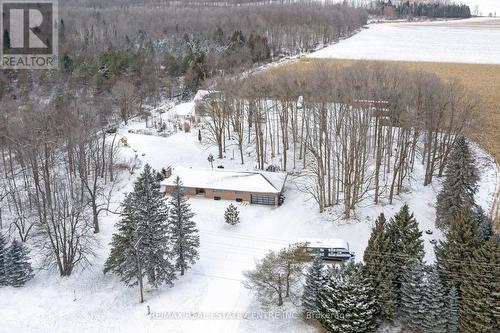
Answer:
[1,117,498,333]
[457,0,500,16]
[308,17,500,64]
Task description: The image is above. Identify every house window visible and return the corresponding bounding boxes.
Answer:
[235,191,245,195]
[250,194,276,206]
[328,249,338,256]
[213,189,224,193]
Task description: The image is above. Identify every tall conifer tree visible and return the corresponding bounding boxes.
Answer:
[400,262,426,332]
[460,236,500,333]
[435,137,479,230]
[422,266,448,333]
[168,176,199,276]
[435,206,483,291]
[302,254,324,318]
[363,213,398,321]
[318,262,378,333]
[387,204,424,305]
[104,164,175,302]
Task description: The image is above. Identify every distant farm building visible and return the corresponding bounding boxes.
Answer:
[160,166,287,207]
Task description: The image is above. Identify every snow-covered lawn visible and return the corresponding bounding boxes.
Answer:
[308,17,500,64]
[0,123,498,333]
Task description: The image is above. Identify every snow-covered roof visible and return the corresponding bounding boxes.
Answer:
[161,166,287,194]
[193,90,212,101]
[299,238,350,250]
[170,102,195,117]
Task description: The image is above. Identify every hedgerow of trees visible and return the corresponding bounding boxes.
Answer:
[368,1,471,19]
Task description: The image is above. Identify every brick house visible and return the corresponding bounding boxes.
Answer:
[160,166,287,207]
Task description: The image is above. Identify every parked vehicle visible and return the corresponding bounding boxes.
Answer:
[300,238,354,261]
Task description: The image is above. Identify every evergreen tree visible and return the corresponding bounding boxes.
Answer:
[318,262,378,333]
[104,194,140,287]
[435,206,483,291]
[5,240,34,287]
[400,262,426,332]
[387,204,424,305]
[446,287,459,333]
[435,137,479,230]
[474,205,493,240]
[422,266,448,333]
[362,213,398,321]
[0,232,7,286]
[459,236,500,333]
[104,164,175,302]
[207,154,214,169]
[224,204,240,225]
[302,254,324,318]
[169,176,199,276]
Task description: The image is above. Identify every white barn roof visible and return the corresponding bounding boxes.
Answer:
[161,166,287,194]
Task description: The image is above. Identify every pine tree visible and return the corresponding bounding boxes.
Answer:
[362,213,398,321]
[387,204,424,305]
[224,204,240,225]
[5,240,34,287]
[446,287,459,333]
[400,262,426,332]
[318,262,378,333]
[104,164,175,302]
[207,154,214,169]
[0,232,7,286]
[422,266,448,333]
[169,176,199,276]
[474,205,493,240]
[435,206,483,291]
[435,137,479,230]
[302,254,324,318]
[459,236,500,333]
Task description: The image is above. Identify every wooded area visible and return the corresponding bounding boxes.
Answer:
[201,62,478,216]
[0,0,367,277]
[368,0,471,18]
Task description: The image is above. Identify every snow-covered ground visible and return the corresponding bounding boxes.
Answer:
[466,0,500,16]
[1,117,498,333]
[308,17,500,64]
